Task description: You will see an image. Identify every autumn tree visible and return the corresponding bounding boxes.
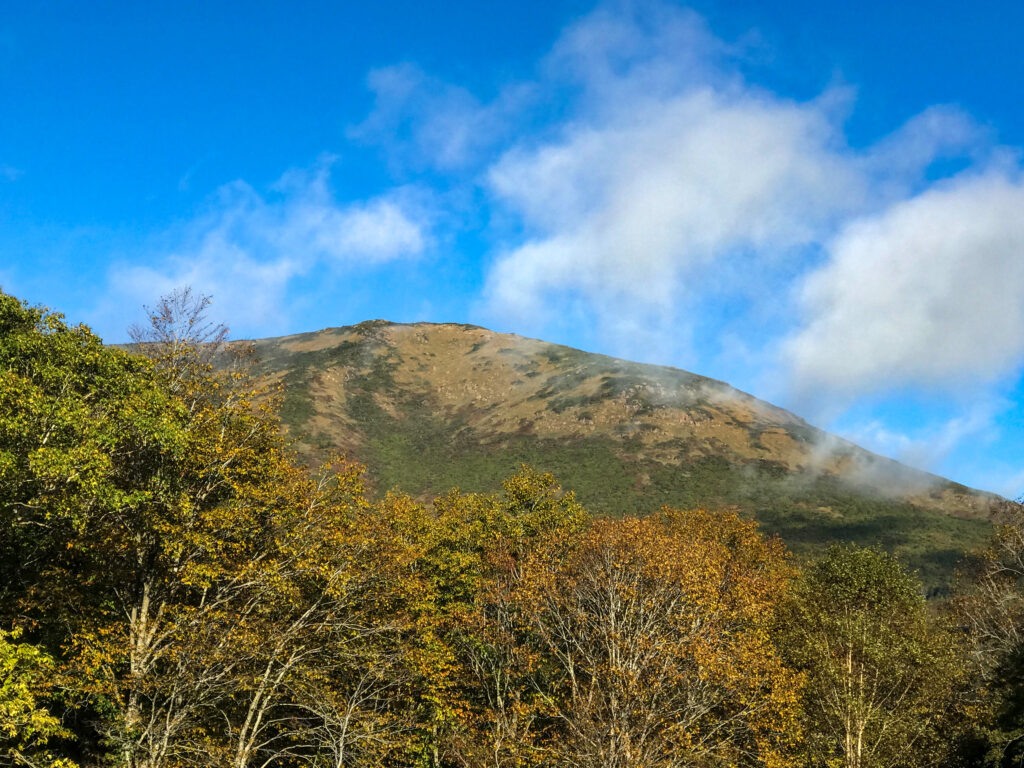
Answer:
[514,509,802,768]
[784,545,967,768]
[381,467,589,768]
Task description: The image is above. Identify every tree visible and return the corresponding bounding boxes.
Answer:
[127,287,229,389]
[0,629,76,768]
[389,466,589,768]
[217,464,424,768]
[0,289,288,765]
[515,509,802,768]
[784,545,967,768]
[953,498,1024,766]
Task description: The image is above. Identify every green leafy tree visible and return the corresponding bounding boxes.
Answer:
[0,289,281,764]
[784,545,967,768]
[0,629,76,768]
[953,499,1024,767]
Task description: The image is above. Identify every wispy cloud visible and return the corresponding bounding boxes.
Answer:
[104,160,432,334]
[990,468,1024,501]
[350,64,534,173]
[837,398,1006,473]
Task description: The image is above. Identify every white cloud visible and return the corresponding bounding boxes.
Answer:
[786,171,1024,397]
[347,1,1022,380]
[111,239,299,332]
[863,105,990,184]
[484,87,863,333]
[469,4,998,362]
[268,165,428,263]
[539,4,737,109]
[341,2,1015,398]
[106,162,431,334]
[0,164,22,181]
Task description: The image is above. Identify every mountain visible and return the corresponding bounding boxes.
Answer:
[248,320,1008,589]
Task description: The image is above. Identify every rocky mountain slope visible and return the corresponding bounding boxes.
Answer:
[248,320,1009,589]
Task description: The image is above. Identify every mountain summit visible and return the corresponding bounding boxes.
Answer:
[249,320,1006,587]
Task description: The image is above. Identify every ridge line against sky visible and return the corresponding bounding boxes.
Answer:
[2,1,1023,497]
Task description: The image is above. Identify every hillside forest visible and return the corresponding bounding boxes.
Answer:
[4,288,1024,768]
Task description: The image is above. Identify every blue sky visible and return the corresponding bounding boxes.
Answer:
[2,0,1024,497]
